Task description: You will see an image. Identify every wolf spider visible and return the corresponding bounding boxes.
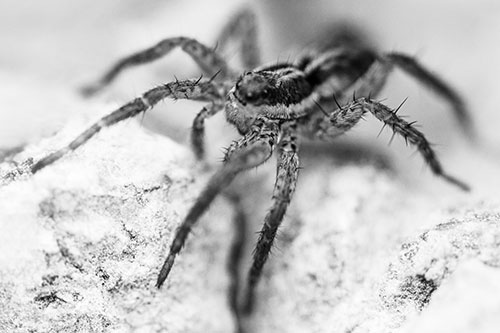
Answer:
[14,7,473,323]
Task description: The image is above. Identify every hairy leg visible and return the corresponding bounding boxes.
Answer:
[340,97,470,191]
[242,122,300,313]
[216,7,261,70]
[300,58,392,140]
[385,52,475,140]
[308,52,474,142]
[156,118,280,288]
[82,37,234,96]
[31,79,224,173]
[191,102,224,160]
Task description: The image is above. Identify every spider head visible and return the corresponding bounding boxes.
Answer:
[234,71,274,106]
[225,71,275,134]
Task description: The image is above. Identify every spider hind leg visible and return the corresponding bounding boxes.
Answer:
[216,7,261,70]
[385,52,476,141]
[81,37,233,97]
[223,190,250,333]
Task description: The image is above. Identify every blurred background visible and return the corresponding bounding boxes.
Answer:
[0,0,499,190]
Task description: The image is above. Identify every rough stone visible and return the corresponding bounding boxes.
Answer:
[0,117,235,333]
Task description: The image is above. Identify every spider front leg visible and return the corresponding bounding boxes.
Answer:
[243,122,300,314]
[81,37,234,96]
[29,79,224,174]
[342,97,470,191]
[156,118,280,288]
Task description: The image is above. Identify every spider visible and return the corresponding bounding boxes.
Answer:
[9,7,473,321]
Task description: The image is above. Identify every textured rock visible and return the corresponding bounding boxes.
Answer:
[400,259,500,333]
[0,116,235,333]
[2,116,500,333]
[243,157,500,333]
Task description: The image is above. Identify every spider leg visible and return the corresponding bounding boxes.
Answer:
[342,97,470,191]
[31,79,224,173]
[242,122,300,313]
[191,102,224,160]
[385,52,476,141]
[300,59,393,140]
[300,100,367,141]
[216,7,260,70]
[156,118,279,288]
[346,58,392,100]
[81,37,234,96]
[223,190,249,333]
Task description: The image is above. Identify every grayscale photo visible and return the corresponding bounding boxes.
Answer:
[0,1,499,332]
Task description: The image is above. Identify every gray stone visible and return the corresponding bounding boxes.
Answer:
[0,119,235,333]
[1,108,500,333]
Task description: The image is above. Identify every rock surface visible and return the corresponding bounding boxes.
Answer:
[245,157,500,333]
[0,117,236,333]
[1,112,500,333]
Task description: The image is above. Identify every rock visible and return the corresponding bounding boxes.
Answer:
[400,259,500,333]
[0,117,235,333]
[1,104,500,333]
[247,165,500,333]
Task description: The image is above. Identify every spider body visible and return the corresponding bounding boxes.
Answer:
[227,68,312,133]
[6,7,474,324]
[226,40,389,141]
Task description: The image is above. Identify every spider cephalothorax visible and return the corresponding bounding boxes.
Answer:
[235,70,312,107]
[228,68,313,134]
[4,7,474,326]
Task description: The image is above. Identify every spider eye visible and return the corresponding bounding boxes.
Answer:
[245,92,259,101]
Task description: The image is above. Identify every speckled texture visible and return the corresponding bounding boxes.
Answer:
[2,102,500,333]
[242,157,500,333]
[0,116,235,333]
